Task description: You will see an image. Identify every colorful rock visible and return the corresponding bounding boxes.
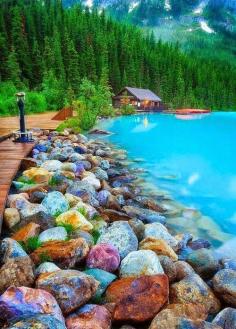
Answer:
[36,270,99,314]
[23,167,51,184]
[55,210,93,231]
[3,208,20,229]
[105,274,169,322]
[0,238,28,263]
[41,191,69,217]
[86,243,120,273]
[30,238,89,268]
[38,227,68,243]
[5,314,66,329]
[144,223,178,249]
[0,286,64,323]
[186,249,219,279]
[213,269,236,307]
[66,304,111,329]
[11,222,40,242]
[140,237,178,261]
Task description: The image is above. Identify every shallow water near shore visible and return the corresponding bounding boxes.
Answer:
[97,112,236,253]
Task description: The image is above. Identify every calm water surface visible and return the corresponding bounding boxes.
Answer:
[98,112,236,253]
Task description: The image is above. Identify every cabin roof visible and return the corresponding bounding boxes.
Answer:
[124,87,162,102]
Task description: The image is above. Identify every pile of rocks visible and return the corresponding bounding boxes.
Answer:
[0,129,236,329]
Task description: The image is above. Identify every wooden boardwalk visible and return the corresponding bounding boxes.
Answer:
[0,140,35,232]
[0,112,61,138]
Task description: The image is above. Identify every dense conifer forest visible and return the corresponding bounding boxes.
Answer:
[0,0,236,113]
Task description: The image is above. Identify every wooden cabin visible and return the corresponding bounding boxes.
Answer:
[112,87,164,112]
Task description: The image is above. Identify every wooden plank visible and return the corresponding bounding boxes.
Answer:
[0,139,35,233]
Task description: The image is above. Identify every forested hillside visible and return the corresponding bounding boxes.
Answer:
[0,0,236,113]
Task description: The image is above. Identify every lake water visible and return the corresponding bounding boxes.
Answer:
[98,112,236,255]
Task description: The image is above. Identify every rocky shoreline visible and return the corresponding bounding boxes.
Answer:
[0,128,236,329]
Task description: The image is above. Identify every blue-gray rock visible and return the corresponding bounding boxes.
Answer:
[41,160,63,172]
[42,191,69,217]
[35,262,61,276]
[93,167,108,180]
[66,181,96,200]
[0,238,28,263]
[120,250,164,278]
[18,211,55,231]
[69,153,85,163]
[38,227,68,244]
[213,269,236,307]
[128,218,145,241]
[97,221,138,259]
[81,160,92,170]
[144,223,178,248]
[123,206,166,224]
[61,163,77,173]
[97,190,112,207]
[221,258,236,271]
[100,160,110,170]
[186,249,219,279]
[188,239,211,250]
[5,314,66,329]
[212,307,236,329]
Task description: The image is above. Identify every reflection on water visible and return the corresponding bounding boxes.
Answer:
[97,112,236,251]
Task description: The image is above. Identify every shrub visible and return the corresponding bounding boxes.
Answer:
[120,104,135,115]
[20,236,42,253]
[57,117,81,133]
[26,92,47,113]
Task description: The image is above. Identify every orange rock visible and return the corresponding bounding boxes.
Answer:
[139,237,178,261]
[105,274,169,322]
[12,222,41,242]
[31,238,89,268]
[165,303,208,321]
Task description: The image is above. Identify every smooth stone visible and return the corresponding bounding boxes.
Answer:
[38,227,68,243]
[0,256,35,294]
[170,273,221,314]
[0,286,64,323]
[65,193,83,207]
[41,160,63,171]
[11,222,41,242]
[105,275,169,322]
[81,160,92,170]
[221,258,236,270]
[140,237,178,261]
[70,230,94,246]
[0,238,28,263]
[19,202,48,221]
[84,268,117,301]
[174,261,195,281]
[23,167,51,184]
[17,211,55,230]
[213,269,236,307]
[93,167,108,180]
[188,239,211,250]
[123,206,166,224]
[120,250,164,278]
[82,175,101,190]
[128,218,145,241]
[5,314,66,329]
[100,209,131,222]
[31,238,89,268]
[97,190,112,207]
[186,249,219,279]
[41,191,69,217]
[61,162,77,172]
[7,193,29,208]
[3,208,20,229]
[35,262,61,276]
[159,255,177,283]
[86,243,120,273]
[36,270,99,314]
[97,221,138,259]
[212,307,236,328]
[144,223,178,248]
[73,200,98,219]
[56,210,93,231]
[29,191,47,203]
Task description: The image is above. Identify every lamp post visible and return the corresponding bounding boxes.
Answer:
[14,92,33,143]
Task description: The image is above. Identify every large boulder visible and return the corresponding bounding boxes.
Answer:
[144,223,178,249]
[36,270,99,314]
[41,191,69,217]
[0,286,64,323]
[97,221,138,259]
[55,210,93,231]
[105,274,169,322]
[86,243,120,273]
[0,257,35,294]
[120,250,164,277]
[65,304,112,329]
[31,238,89,268]
[213,269,236,307]
[170,273,221,314]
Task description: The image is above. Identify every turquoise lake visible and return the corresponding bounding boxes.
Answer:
[98,112,236,255]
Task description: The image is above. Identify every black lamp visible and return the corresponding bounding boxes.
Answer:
[13,92,33,143]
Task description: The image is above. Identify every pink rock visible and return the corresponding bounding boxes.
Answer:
[66,304,111,329]
[86,243,120,273]
[0,286,64,324]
